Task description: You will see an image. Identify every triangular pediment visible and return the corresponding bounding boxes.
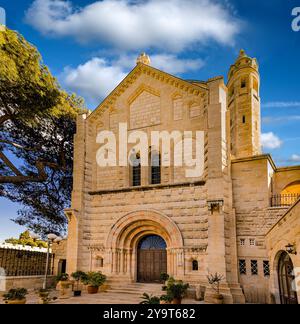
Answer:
[88,63,208,123]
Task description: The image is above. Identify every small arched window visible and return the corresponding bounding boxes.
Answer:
[96,256,104,268]
[192,260,199,271]
[130,152,141,187]
[150,150,161,185]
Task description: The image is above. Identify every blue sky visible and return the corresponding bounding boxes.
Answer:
[0,0,300,241]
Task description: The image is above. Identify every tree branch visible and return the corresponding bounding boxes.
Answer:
[0,151,23,176]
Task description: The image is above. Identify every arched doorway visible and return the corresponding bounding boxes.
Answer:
[278,252,298,304]
[137,235,167,283]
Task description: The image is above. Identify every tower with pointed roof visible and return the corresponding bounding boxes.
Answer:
[227,50,261,158]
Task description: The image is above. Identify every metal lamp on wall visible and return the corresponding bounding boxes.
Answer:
[285,243,297,255]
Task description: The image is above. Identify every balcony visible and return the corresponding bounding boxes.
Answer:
[270,194,300,208]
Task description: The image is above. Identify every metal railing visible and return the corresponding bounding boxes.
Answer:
[0,247,54,277]
[270,194,300,207]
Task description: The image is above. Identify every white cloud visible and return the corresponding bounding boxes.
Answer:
[62,58,127,105]
[61,54,204,105]
[262,102,300,108]
[291,154,300,162]
[25,0,240,52]
[262,115,300,124]
[115,53,204,74]
[261,132,283,150]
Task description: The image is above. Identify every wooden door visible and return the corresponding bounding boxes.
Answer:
[137,235,167,283]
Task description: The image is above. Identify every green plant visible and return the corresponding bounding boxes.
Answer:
[81,272,106,288]
[160,272,169,282]
[71,271,88,290]
[140,293,160,304]
[160,294,173,303]
[56,273,69,282]
[3,288,28,301]
[207,273,224,295]
[163,277,189,300]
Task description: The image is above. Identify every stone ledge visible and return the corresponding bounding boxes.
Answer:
[89,181,206,196]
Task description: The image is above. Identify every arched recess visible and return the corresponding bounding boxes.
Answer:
[105,210,184,281]
[281,181,300,195]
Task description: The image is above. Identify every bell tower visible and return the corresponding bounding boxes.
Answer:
[227,50,261,159]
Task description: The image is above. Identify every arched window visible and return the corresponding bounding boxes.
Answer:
[192,260,199,271]
[96,256,104,268]
[150,150,161,185]
[130,152,141,187]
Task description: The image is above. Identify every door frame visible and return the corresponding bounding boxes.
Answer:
[278,252,298,304]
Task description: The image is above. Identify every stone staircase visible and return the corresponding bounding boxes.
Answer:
[103,282,164,304]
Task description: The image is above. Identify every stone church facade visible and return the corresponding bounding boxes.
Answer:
[64,51,300,304]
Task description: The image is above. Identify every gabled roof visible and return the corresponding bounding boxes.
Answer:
[88,62,209,122]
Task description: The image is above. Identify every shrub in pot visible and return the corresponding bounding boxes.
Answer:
[36,289,57,304]
[71,271,88,297]
[82,272,106,294]
[3,288,28,304]
[160,272,170,285]
[159,294,173,305]
[207,273,224,304]
[163,277,189,304]
[56,273,72,299]
[140,293,160,304]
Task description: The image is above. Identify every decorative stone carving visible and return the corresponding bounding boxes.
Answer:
[207,200,224,214]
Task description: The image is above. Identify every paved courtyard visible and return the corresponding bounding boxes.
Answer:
[1,283,203,304]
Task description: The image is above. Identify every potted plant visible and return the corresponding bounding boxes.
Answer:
[82,271,106,294]
[207,272,224,304]
[163,277,189,304]
[36,289,57,304]
[140,293,160,304]
[56,273,71,289]
[159,294,173,305]
[71,271,87,297]
[56,273,72,299]
[3,288,28,304]
[160,272,170,284]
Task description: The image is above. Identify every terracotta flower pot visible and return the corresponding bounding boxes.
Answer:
[212,294,224,305]
[87,286,99,294]
[171,298,182,305]
[5,298,26,304]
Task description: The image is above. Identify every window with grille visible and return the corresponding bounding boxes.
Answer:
[263,261,270,277]
[150,151,161,185]
[130,152,141,187]
[192,260,199,271]
[249,239,256,247]
[239,260,246,275]
[251,260,258,275]
[240,239,245,246]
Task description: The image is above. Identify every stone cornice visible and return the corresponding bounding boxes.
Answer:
[89,180,205,196]
[231,154,277,170]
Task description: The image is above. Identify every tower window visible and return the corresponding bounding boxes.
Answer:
[239,260,246,275]
[192,260,199,271]
[242,116,246,124]
[241,78,247,88]
[251,260,258,275]
[130,152,141,187]
[240,239,245,246]
[150,150,161,185]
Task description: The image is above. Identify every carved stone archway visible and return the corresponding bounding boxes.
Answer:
[105,210,184,281]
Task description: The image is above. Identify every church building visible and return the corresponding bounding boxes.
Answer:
[64,50,300,304]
